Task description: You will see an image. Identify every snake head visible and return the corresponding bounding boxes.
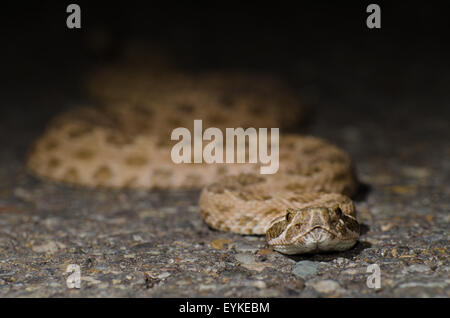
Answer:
[266,206,360,255]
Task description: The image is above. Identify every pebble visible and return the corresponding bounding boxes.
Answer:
[311,280,341,294]
[198,284,215,292]
[403,264,431,273]
[234,253,255,265]
[241,262,275,272]
[292,260,319,279]
[250,280,267,289]
[402,166,430,179]
[234,243,259,254]
[210,239,232,250]
[399,280,449,289]
[257,248,273,256]
[82,277,101,285]
[157,272,171,279]
[341,268,364,275]
[32,241,65,254]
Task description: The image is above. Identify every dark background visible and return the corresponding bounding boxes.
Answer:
[1,1,449,148]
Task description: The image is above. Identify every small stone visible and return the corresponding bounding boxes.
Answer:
[257,248,273,256]
[251,280,267,289]
[311,280,341,294]
[241,262,275,272]
[14,188,33,201]
[82,277,101,285]
[341,268,364,275]
[398,281,449,289]
[402,166,430,179]
[157,272,171,279]
[234,243,259,253]
[32,241,65,254]
[235,253,255,265]
[292,260,319,279]
[198,284,215,292]
[210,238,232,250]
[390,185,417,195]
[138,209,159,219]
[403,264,431,273]
[381,222,396,232]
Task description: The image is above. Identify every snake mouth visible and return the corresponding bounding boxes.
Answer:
[268,227,334,247]
[290,225,339,242]
[269,226,358,255]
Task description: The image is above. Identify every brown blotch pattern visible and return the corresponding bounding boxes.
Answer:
[93,166,113,183]
[184,174,203,187]
[207,114,227,126]
[67,126,93,139]
[48,157,61,169]
[105,133,134,146]
[237,215,253,226]
[122,177,138,188]
[45,140,59,151]
[219,95,235,108]
[263,209,280,217]
[216,166,228,176]
[75,148,95,160]
[285,183,307,191]
[63,167,79,183]
[235,174,265,186]
[167,117,183,127]
[153,168,173,178]
[125,155,149,167]
[215,202,232,213]
[200,209,210,218]
[176,103,195,113]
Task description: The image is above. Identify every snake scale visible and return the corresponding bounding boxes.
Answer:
[27,59,360,254]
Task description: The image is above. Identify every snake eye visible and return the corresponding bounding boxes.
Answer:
[285,209,295,222]
[294,223,302,229]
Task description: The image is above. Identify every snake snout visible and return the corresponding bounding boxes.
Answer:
[304,227,332,243]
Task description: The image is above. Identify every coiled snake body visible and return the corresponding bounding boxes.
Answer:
[27,70,360,254]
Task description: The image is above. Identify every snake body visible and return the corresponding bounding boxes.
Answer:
[27,67,360,254]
